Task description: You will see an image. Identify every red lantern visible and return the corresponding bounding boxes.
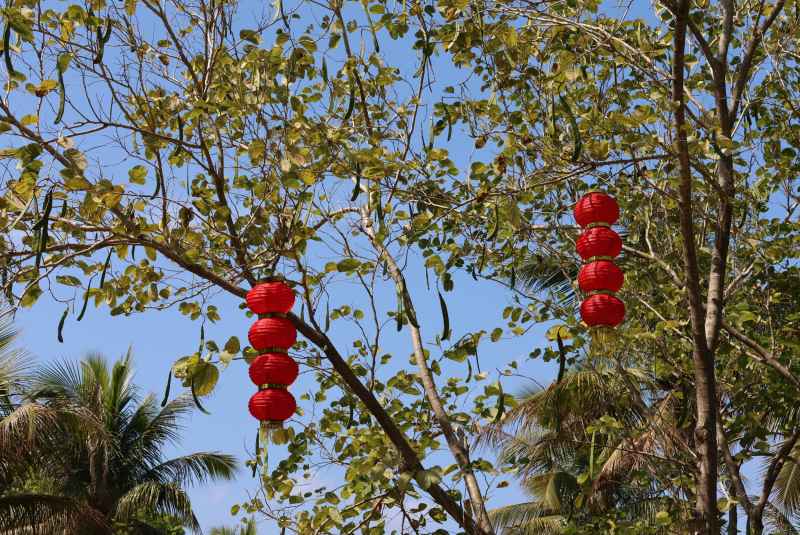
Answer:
[580,293,625,327]
[246,281,295,314]
[248,388,296,423]
[576,227,622,260]
[578,261,624,293]
[248,317,297,351]
[574,192,620,228]
[249,353,299,386]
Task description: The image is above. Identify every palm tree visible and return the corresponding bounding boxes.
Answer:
[0,351,237,534]
[483,367,692,534]
[208,517,258,535]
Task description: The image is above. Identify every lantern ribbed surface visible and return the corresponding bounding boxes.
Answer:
[246,281,295,314]
[574,192,620,228]
[576,227,622,260]
[578,261,624,293]
[580,293,625,327]
[248,317,297,351]
[574,191,625,330]
[243,280,300,432]
[248,389,296,423]
[249,353,299,386]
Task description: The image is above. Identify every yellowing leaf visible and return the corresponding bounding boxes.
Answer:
[128,165,147,184]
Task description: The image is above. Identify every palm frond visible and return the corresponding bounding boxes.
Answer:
[775,442,800,515]
[142,452,238,487]
[0,308,29,409]
[115,482,200,534]
[30,360,85,404]
[0,494,105,534]
[106,350,137,418]
[479,369,641,451]
[764,500,800,533]
[209,528,238,535]
[136,395,195,451]
[512,253,578,309]
[489,500,564,534]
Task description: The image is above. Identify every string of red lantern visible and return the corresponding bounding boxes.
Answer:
[244,280,298,427]
[574,192,625,328]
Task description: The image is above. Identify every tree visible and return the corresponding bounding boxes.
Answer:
[484,365,695,534]
[209,517,257,535]
[431,1,800,532]
[0,352,237,534]
[1,0,799,533]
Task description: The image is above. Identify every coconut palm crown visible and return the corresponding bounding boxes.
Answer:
[0,350,237,534]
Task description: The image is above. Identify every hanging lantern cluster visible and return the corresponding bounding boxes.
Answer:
[574,192,625,328]
[245,280,298,427]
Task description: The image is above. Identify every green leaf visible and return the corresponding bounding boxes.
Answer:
[336,258,360,272]
[57,52,73,73]
[56,275,81,286]
[224,336,241,355]
[191,362,219,397]
[129,165,148,184]
[415,469,441,490]
[239,29,261,44]
[125,0,138,16]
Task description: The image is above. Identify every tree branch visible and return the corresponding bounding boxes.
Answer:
[359,208,494,534]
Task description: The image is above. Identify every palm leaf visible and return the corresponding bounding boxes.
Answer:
[115,481,201,534]
[0,494,106,534]
[489,500,564,534]
[775,442,800,515]
[142,452,238,487]
[764,500,800,533]
[513,253,578,307]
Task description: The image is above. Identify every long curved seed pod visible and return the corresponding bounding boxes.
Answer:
[438,290,450,341]
[395,292,403,332]
[99,248,112,288]
[444,104,453,141]
[94,19,112,64]
[3,23,16,77]
[488,204,499,241]
[191,376,210,414]
[76,278,92,321]
[35,190,54,271]
[54,67,66,124]
[57,307,68,343]
[252,430,259,477]
[350,164,361,202]
[160,369,172,407]
[32,189,53,230]
[343,83,355,120]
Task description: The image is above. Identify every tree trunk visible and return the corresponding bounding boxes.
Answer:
[727,500,737,535]
[671,2,719,532]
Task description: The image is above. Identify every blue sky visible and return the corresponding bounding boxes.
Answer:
[7,0,779,532]
[6,0,561,529]
[15,259,556,531]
